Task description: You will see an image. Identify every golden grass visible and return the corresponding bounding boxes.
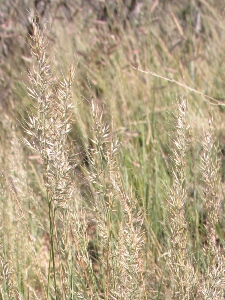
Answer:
[1,1,225,299]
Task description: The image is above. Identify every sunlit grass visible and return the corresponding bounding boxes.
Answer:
[0,1,225,299]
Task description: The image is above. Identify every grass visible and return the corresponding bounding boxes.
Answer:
[1,1,225,299]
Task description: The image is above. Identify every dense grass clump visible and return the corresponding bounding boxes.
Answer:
[1,1,225,299]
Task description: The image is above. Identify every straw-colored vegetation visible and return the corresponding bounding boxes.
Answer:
[1,1,225,299]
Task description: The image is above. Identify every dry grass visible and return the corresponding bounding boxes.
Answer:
[0,1,225,299]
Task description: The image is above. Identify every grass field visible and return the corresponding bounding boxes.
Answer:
[1,1,225,299]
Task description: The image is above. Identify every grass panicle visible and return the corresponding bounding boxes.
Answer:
[167,98,197,299]
[200,117,225,300]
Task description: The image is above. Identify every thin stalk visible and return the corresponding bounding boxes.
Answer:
[48,199,57,299]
